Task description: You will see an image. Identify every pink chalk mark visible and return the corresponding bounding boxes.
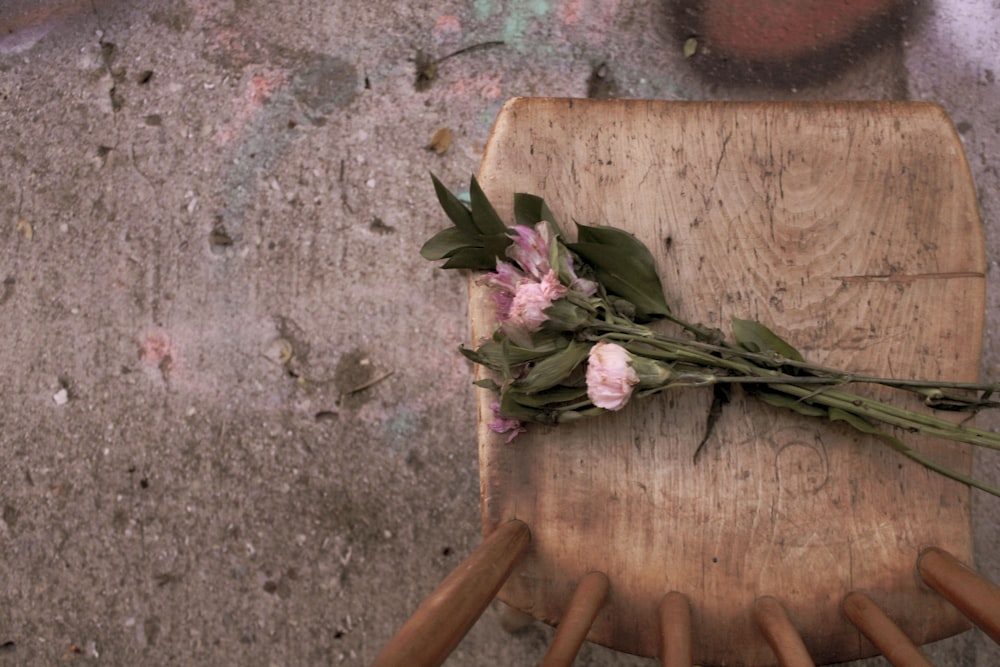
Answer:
[478,73,503,100]
[560,0,582,24]
[433,15,462,43]
[590,0,621,43]
[447,72,503,100]
[556,0,621,45]
[141,333,173,364]
[140,332,181,382]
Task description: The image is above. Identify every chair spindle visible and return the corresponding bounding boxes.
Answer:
[917,547,1000,644]
[539,571,610,667]
[841,591,933,667]
[753,596,816,667]
[658,591,693,667]
[371,520,531,667]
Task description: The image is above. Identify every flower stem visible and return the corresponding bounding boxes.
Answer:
[589,326,1000,452]
[768,383,1000,450]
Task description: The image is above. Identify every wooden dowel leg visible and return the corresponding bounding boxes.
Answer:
[918,547,1000,644]
[753,596,816,667]
[371,520,531,667]
[540,571,610,667]
[842,592,933,667]
[658,591,692,667]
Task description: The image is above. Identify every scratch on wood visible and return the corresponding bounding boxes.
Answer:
[832,271,983,284]
[713,130,731,183]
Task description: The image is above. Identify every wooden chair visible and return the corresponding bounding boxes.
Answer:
[374,99,1000,666]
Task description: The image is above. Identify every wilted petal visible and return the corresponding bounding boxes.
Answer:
[569,275,599,296]
[559,253,598,296]
[488,402,527,443]
[480,260,525,321]
[507,224,551,279]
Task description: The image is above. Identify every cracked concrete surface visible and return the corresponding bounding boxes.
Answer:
[0,0,998,665]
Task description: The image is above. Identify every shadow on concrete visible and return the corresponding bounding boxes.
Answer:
[669,0,925,90]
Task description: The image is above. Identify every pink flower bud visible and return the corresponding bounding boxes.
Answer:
[586,342,639,411]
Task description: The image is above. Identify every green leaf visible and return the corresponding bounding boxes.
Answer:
[515,340,590,393]
[463,337,570,372]
[499,389,551,423]
[574,222,645,247]
[420,226,479,260]
[473,378,501,392]
[731,318,805,363]
[752,389,829,418]
[513,193,557,228]
[482,232,512,263]
[469,176,508,236]
[509,385,588,407]
[441,248,499,270]
[569,223,670,320]
[541,299,592,331]
[827,407,1000,496]
[431,173,476,235]
[568,239,670,321]
[694,384,730,463]
[828,407,882,435]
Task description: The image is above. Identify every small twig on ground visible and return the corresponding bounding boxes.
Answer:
[342,371,395,397]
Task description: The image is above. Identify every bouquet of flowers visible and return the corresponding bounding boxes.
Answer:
[422,175,1000,497]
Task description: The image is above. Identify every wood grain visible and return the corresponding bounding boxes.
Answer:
[471,100,985,665]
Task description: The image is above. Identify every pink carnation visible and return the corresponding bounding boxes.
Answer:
[505,269,567,335]
[586,342,639,411]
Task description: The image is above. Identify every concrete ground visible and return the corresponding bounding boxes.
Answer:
[0,0,998,665]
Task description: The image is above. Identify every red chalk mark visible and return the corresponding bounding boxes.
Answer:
[248,74,276,104]
[0,1,104,36]
[140,332,179,382]
[214,69,287,145]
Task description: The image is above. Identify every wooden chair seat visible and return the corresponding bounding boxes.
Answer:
[374,99,996,666]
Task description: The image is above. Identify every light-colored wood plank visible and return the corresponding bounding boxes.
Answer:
[472,100,984,665]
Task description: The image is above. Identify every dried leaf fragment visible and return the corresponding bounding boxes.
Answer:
[413,50,437,91]
[263,337,294,365]
[16,218,32,241]
[427,127,452,154]
[683,37,698,58]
